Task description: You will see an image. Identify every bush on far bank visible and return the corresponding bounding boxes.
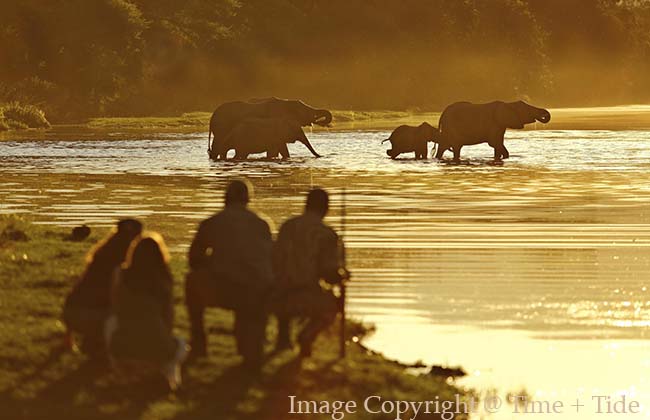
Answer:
[0,102,51,131]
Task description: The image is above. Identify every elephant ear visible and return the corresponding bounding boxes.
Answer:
[496,103,524,129]
[282,119,302,141]
[285,118,300,133]
[279,118,292,136]
[418,122,434,139]
[431,126,442,142]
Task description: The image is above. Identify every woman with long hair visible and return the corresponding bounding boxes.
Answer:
[106,233,187,390]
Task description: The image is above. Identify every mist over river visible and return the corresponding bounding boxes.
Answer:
[3,127,650,418]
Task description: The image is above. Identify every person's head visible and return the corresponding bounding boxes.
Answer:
[122,232,172,294]
[225,179,251,207]
[124,233,170,270]
[305,188,329,219]
[117,218,143,239]
[85,218,143,265]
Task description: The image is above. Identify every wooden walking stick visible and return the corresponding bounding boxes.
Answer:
[339,188,348,358]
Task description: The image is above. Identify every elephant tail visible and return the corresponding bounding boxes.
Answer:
[381,138,391,144]
[207,128,212,154]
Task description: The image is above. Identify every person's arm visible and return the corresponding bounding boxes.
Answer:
[259,219,276,287]
[110,267,122,308]
[319,230,349,284]
[273,223,289,286]
[188,221,210,270]
[161,276,174,332]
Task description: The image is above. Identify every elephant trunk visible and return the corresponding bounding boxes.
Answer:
[536,109,551,123]
[300,137,322,158]
[313,109,332,126]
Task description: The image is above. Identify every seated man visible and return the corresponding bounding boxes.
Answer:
[185,180,274,372]
[63,218,142,357]
[273,188,350,357]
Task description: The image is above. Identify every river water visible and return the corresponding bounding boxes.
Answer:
[2,127,650,418]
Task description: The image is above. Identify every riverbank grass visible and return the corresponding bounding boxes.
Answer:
[87,112,210,130]
[82,105,650,132]
[0,216,468,420]
[86,110,441,132]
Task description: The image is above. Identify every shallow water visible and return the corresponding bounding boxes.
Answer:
[2,127,650,418]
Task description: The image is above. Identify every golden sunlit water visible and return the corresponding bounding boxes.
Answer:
[3,127,650,418]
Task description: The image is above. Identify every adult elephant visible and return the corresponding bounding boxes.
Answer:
[220,117,320,159]
[207,97,332,160]
[435,101,551,162]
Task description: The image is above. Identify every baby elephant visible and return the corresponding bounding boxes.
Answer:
[220,117,321,159]
[382,122,440,159]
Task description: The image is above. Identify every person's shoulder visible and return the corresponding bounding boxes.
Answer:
[196,217,209,230]
[245,208,274,232]
[197,212,224,231]
[279,214,305,232]
[281,214,303,228]
[323,221,337,234]
[319,222,338,240]
[202,210,225,223]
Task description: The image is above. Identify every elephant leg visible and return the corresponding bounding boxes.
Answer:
[209,144,221,160]
[279,143,290,159]
[387,149,399,159]
[453,146,462,162]
[491,142,508,161]
[435,144,446,160]
[217,148,229,160]
[233,150,248,160]
[500,145,510,159]
[209,139,220,158]
[488,133,508,160]
[493,146,501,161]
[417,144,427,159]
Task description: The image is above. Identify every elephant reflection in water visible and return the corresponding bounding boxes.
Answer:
[208,97,331,160]
[220,117,319,159]
[435,100,551,162]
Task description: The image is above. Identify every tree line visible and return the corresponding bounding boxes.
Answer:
[1,0,650,121]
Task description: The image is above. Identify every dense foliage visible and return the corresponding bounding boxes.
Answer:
[2,0,650,120]
[0,102,50,130]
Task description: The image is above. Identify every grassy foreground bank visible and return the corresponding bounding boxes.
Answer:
[0,216,469,420]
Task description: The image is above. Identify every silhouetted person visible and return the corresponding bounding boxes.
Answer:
[186,180,273,372]
[106,233,187,390]
[63,218,142,357]
[274,188,350,357]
